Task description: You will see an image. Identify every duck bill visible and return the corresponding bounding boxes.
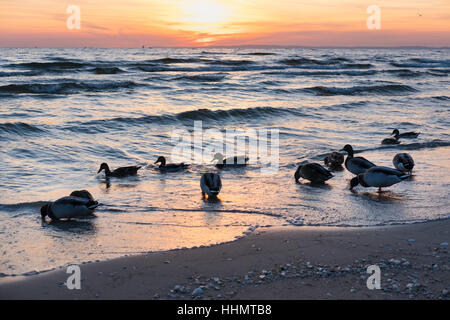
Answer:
[97,168,102,173]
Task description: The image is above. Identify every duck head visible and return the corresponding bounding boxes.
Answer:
[340,144,353,153]
[212,153,224,164]
[154,156,166,166]
[391,129,400,138]
[97,162,110,174]
[294,165,302,183]
[40,204,49,219]
[349,176,360,190]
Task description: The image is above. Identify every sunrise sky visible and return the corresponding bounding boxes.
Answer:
[0,0,449,47]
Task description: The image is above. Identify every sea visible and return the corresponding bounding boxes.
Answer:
[0,47,449,275]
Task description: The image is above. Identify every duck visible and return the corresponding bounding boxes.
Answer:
[392,129,420,139]
[350,166,411,192]
[200,173,222,197]
[41,195,99,221]
[212,153,249,169]
[69,190,95,201]
[381,137,400,145]
[393,153,415,173]
[295,162,333,184]
[155,156,189,172]
[97,162,141,177]
[340,144,376,175]
[323,151,344,169]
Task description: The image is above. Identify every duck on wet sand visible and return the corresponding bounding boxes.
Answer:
[41,195,99,221]
[97,162,141,177]
[295,162,333,184]
[200,173,222,197]
[212,153,249,169]
[350,166,411,192]
[392,129,420,139]
[340,144,376,175]
[155,156,189,172]
[393,153,415,173]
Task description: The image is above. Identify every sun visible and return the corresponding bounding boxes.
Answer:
[178,0,232,31]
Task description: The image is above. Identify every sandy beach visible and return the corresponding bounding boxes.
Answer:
[1,219,448,300]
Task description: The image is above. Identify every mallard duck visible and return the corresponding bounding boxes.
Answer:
[350,166,411,192]
[340,144,376,175]
[393,153,415,173]
[212,153,249,169]
[155,156,189,172]
[392,129,420,139]
[41,196,99,221]
[381,137,400,145]
[69,190,95,201]
[97,162,141,177]
[324,151,344,169]
[200,173,222,197]
[295,163,333,184]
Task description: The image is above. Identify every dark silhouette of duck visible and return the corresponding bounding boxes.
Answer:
[97,163,141,177]
[393,153,415,173]
[200,173,222,197]
[391,129,420,139]
[381,136,401,145]
[340,144,376,175]
[41,193,99,221]
[212,153,249,169]
[324,151,344,170]
[350,166,411,192]
[154,156,189,172]
[295,162,333,184]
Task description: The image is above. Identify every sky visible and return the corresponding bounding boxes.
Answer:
[0,0,449,47]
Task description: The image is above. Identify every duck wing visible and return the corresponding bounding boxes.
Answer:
[112,166,141,177]
[352,156,376,169]
[303,163,333,182]
[224,156,248,165]
[52,196,98,218]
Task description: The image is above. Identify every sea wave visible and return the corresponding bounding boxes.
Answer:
[0,122,45,136]
[0,80,140,95]
[7,61,90,70]
[63,106,307,133]
[302,84,417,96]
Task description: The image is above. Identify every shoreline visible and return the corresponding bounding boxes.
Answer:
[0,219,448,299]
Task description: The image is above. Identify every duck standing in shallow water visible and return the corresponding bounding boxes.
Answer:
[392,129,420,139]
[340,144,376,175]
[97,163,141,177]
[295,163,333,184]
[200,173,222,197]
[393,153,415,173]
[41,195,99,221]
[212,153,249,169]
[350,166,411,192]
[155,156,189,172]
[324,151,344,170]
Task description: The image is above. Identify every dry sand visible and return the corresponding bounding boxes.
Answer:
[0,220,448,300]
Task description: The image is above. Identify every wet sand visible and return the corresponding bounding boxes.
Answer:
[0,220,448,300]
